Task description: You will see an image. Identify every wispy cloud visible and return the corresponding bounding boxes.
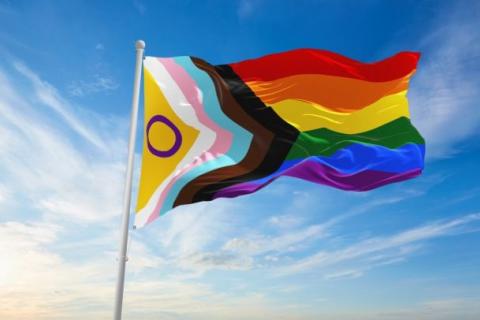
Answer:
[180,251,254,272]
[409,1,480,158]
[364,298,480,320]
[66,43,119,98]
[131,201,253,274]
[0,220,112,319]
[13,61,107,149]
[237,0,260,19]
[133,0,146,15]
[0,217,311,320]
[0,183,10,204]
[276,213,480,276]
[223,223,328,257]
[267,213,304,229]
[0,62,126,223]
[0,220,236,320]
[68,74,119,97]
[324,269,363,280]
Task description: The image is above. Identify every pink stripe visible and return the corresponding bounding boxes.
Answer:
[146,58,233,223]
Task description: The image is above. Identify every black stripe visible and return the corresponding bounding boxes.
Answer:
[192,64,299,202]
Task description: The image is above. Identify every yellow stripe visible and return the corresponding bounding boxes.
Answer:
[136,68,199,212]
[270,91,410,133]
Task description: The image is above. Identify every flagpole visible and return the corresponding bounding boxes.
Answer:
[113,39,145,320]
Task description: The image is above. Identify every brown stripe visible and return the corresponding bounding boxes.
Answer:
[173,58,275,206]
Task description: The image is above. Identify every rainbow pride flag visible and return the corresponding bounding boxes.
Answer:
[135,49,425,227]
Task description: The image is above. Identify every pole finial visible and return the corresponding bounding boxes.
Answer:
[135,40,146,50]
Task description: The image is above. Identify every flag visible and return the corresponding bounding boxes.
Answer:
[135,49,425,227]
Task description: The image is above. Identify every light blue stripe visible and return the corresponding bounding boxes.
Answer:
[158,57,253,215]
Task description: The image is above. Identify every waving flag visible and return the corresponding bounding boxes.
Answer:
[135,49,424,227]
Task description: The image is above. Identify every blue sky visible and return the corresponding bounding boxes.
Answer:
[1,0,480,319]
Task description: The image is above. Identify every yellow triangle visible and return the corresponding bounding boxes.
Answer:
[136,68,199,212]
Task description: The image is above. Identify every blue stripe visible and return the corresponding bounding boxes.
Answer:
[243,143,425,186]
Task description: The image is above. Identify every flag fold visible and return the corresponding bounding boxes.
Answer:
[135,49,424,227]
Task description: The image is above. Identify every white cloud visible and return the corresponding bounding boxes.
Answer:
[68,74,119,97]
[0,63,126,223]
[1,212,477,320]
[65,42,118,98]
[359,298,480,320]
[0,220,244,320]
[127,239,165,274]
[0,221,108,319]
[409,2,480,158]
[0,183,10,204]
[216,184,431,271]
[130,201,256,274]
[154,201,237,257]
[324,269,363,280]
[180,251,254,272]
[0,215,306,319]
[268,213,304,229]
[255,298,480,320]
[13,62,107,150]
[223,223,328,257]
[276,213,480,276]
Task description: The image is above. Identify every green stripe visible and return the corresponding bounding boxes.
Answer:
[287,117,425,160]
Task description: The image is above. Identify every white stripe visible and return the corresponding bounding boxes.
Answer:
[135,57,216,227]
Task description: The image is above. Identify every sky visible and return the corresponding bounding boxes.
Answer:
[0,0,480,319]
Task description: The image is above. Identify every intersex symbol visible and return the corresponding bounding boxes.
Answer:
[146,115,182,157]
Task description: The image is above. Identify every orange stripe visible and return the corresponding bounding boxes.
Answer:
[246,73,413,112]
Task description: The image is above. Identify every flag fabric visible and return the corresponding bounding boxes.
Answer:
[135,49,425,227]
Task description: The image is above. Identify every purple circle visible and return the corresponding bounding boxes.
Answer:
[146,115,182,157]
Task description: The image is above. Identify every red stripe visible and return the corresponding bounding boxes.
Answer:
[229,48,420,82]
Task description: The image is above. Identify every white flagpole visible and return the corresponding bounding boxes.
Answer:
[113,39,145,320]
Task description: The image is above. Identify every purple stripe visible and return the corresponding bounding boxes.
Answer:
[213,159,422,199]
